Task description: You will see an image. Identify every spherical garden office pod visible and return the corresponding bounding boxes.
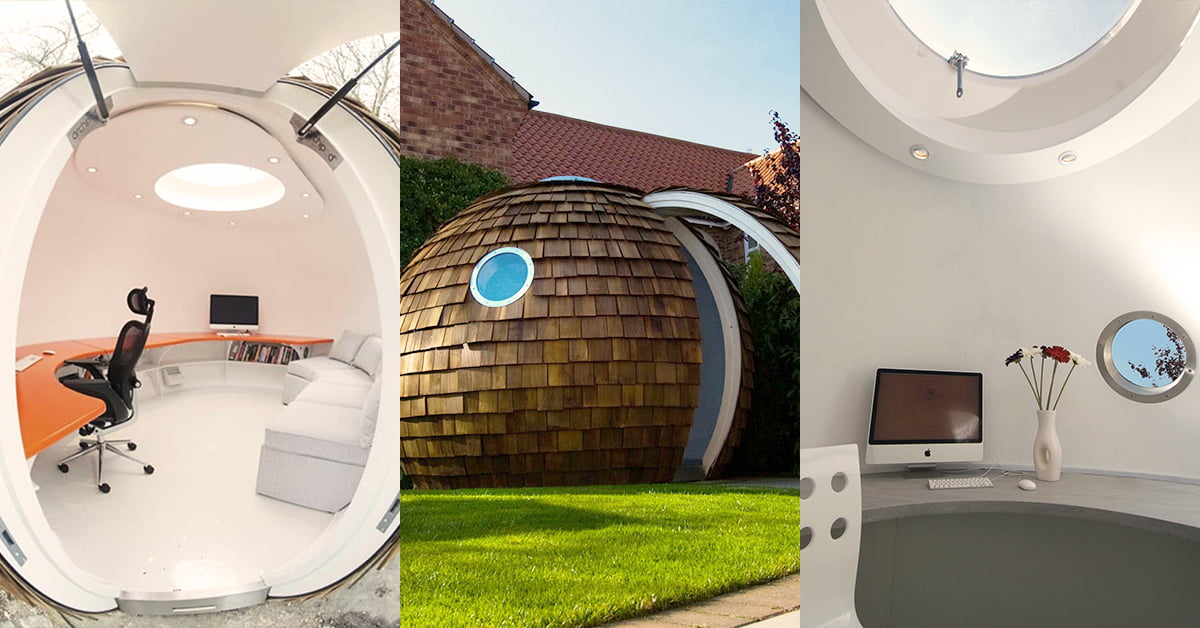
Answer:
[0,1,398,617]
[400,180,801,489]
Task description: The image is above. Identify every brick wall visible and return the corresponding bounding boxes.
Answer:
[400,0,530,172]
[695,224,781,271]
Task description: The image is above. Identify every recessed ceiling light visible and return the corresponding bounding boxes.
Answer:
[267,156,280,164]
[133,193,142,199]
[909,145,929,160]
[301,192,310,198]
[182,116,197,126]
[1058,151,1078,165]
[86,167,97,173]
[302,214,309,219]
[183,211,191,216]
[228,221,236,226]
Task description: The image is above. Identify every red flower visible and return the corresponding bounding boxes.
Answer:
[1043,345,1071,364]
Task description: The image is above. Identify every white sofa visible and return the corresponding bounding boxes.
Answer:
[282,331,381,404]
[256,330,382,512]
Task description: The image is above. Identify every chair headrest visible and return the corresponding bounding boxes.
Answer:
[127,287,154,316]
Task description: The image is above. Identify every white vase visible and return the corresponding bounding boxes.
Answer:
[1034,409,1062,481]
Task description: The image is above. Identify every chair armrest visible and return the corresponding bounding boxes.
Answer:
[64,356,107,379]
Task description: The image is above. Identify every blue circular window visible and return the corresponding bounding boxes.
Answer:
[470,247,534,307]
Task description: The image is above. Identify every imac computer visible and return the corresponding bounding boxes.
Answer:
[209,294,259,334]
[866,368,983,466]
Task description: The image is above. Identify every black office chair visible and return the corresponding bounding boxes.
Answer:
[56,287,156,493]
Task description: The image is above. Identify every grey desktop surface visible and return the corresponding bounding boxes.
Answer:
[861,470,1200,542]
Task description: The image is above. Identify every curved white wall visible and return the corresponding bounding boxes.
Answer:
[16,162,378,344]
[803,89,1200,480]
[0,66,396,609]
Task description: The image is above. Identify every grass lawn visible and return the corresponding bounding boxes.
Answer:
[400,483,799,628]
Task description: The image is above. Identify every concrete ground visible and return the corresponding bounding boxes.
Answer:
[602,574,799,628]
[0,553,398,628]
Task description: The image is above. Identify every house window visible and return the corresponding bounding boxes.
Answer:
[470,247,534,307]
[743,235,760,262]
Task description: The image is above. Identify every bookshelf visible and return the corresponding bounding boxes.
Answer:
[132,335,332,396]
[227,340,311,365]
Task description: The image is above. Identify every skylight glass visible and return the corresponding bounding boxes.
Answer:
[154,163,285,212]
[889,0,1136,77]
[171,163,270,187]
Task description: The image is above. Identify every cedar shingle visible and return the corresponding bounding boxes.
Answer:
[401,181,728,488]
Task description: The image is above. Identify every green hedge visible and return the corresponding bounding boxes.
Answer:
[727,251,800,475]
[401,156,506,487]
[400,156,509,269]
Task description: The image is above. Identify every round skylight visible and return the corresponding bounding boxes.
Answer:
[888,0,1135,77]
[540,176,597,182]
[154,163,285,212]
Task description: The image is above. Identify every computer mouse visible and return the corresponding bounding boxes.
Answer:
[41,350,55,355]
[1018,479,1037,491]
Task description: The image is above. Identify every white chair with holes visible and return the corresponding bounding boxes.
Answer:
[800,443,863,628]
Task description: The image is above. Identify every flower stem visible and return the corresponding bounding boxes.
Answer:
[1030,356,1042,409]
[1053,363,1077,410]
[1019,361,1039,406]
[1039,356,1047,410]
[1047,361,1059,412]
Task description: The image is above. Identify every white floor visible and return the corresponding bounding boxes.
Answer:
[31,388,333,592]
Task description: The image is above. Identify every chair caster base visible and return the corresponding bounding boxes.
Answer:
[98,483,110,494]
[144,465,154,474]
[57,463,68,473]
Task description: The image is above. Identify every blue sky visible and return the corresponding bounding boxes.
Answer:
[889,0,1132,77]
[1112,319,1183,387]
[432,0,800,155]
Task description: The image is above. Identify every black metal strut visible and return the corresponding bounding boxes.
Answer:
[65,0,108,121]
[297,39,399,138]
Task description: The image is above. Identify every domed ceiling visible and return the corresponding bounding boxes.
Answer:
[802,0,1200,183]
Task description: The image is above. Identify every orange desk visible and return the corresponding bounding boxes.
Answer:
[15,333,332,459]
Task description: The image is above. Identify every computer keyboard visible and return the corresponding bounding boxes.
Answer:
[14,354,42,372]
[928,476,994,490]
[216,332,250,337]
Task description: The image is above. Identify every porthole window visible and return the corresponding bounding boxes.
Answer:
[1097,311,1196,403]
[469,247,534,307]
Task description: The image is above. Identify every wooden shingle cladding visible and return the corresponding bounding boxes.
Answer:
[400,181,705,488]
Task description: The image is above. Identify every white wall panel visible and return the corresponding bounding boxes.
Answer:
[16,163,378,344]
[802,91,1200,480]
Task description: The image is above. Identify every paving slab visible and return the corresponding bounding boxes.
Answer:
[742,610,799,627]
[602,573,799,628]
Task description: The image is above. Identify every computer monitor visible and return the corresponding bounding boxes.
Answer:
[209,294,259,332]
[865,368,983,466]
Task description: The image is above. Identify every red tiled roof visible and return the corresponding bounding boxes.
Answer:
[511,111,759,195]
[729,145,798,197]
